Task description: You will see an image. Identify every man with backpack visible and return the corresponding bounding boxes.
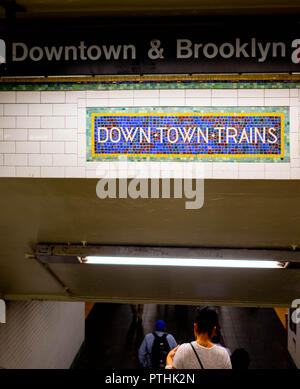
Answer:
[138,320,177,369]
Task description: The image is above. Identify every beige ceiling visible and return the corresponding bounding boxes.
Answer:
[1,0,300,18]
[0,177,300,307]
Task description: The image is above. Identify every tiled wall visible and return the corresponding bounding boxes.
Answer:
[0,301,84,368]
[0,87,299,179]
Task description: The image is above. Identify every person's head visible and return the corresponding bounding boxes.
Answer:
[155,319,166,331]
[194,306,219,340]
[231,348,250,369]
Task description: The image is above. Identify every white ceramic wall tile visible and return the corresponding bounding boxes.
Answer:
[264,97,290,105]
[160,89,185,98]
[77,157,86,166]
[29,154,52,166]
[86,90,109,99]
[0,92,16,103]
[41,91,65,103]
[238,163,265,179]
[0,142,15,153]
[265,89,289,97]
[85,99,109,107]
[290,107,299,133]
[65,142,77,154]
[0,117,15,128]
[185,98,212,106]
[237,98,264,106]
[41,142,65,154]
[17,116,40,128]
[86,169,97,178]
[41,116,65,129]
[4,154,27,166]
[185,89,211,98]
[133,98,160,107]
[28,129,52,141]
[290,98,299,107]
[16,166,40,177]
[159,98,185,106]
[77,108,86,133]
[291,159,300,168]
[212,163,239,178]
[53,154,77,166]
[108,90,134,98]
[65,167,85,178]
[66,91,86,103]
[0,88,298,179]
[133,90,160,98]
[0,166,15,176]
[16,142,40,154]
[265,164,291,179]
[237,89,264,98]
[212,98,238,106]
[290,133,299,158]
[77,134,86,157]
[238,170,265,179]
[4,129,27,141]
[291,168,300,179]
[108,98,134,107]
[16,92,40,103]
[4,104,28,116]
[53,104,77,116]
[41,167,64,177]
[197,163,212,178]
[78,99,86,108]
[53,129,77,141]
[66,116,77,128]
[290,89,299,98]
[212,89,238,98]
[28,104,52,116]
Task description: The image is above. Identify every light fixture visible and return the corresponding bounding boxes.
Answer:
[83,256,286,269]
[35,244,297,268]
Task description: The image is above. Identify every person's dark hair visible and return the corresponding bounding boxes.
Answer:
[231,348,250,369]
[194,306,219,337]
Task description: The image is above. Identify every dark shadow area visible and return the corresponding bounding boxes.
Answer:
[75,303,293,369]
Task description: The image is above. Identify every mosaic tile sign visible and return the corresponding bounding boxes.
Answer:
[86,107,289,162]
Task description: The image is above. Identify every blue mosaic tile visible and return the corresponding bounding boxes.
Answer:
[86,106,290,163]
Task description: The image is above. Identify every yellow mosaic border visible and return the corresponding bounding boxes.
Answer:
[91,112,284,158]
[1,73,300,83]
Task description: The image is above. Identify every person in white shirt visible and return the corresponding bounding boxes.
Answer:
[166,306,232,369]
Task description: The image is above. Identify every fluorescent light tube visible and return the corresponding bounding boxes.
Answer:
[84,256,286,269]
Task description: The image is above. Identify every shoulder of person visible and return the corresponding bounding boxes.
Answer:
[214,344,230,355]
[145,332,155,339]
[175,343,190,353]
[166,333,175,339]
[173,343,190,367]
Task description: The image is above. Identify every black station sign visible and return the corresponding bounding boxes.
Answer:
[0,22,300,76]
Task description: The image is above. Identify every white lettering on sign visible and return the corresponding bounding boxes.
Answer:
[8,38,300,65]
[12,41,136,61]
[176,38,287,62]
[96,126,278,144]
